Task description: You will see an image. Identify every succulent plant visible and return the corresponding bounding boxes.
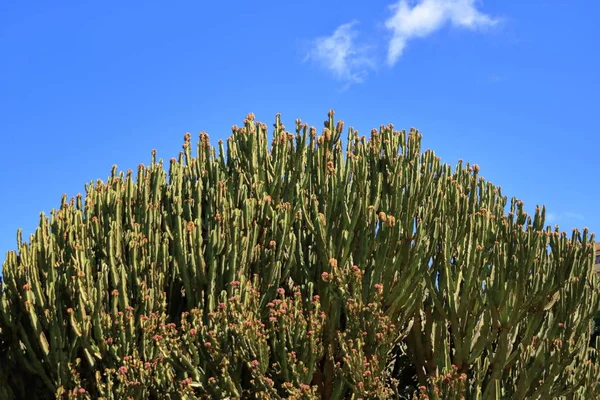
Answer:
[1,111,598,399]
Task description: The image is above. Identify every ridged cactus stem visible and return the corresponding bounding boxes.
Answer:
[0,111,598,399]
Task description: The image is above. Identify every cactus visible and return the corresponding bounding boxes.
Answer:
[0,111,599,399]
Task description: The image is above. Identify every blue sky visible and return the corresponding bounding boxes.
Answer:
[1,1,598,273]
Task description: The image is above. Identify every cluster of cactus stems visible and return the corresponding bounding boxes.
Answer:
[1,111,599,399]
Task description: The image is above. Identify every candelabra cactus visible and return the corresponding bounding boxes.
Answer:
[0,111,599,399]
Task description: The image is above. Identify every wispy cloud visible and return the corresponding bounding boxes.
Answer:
[546,211,585,226]
[306,21,375,85]
[305,1,498,85]
[563,212,585,221]
[384,0,498,65]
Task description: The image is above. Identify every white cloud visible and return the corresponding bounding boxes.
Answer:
[307,21,375,84]
[546,211,585,226]
[384,0,498,65]
[564,212,585,221]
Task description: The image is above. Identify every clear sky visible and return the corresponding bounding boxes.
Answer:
[1,1,598,274]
